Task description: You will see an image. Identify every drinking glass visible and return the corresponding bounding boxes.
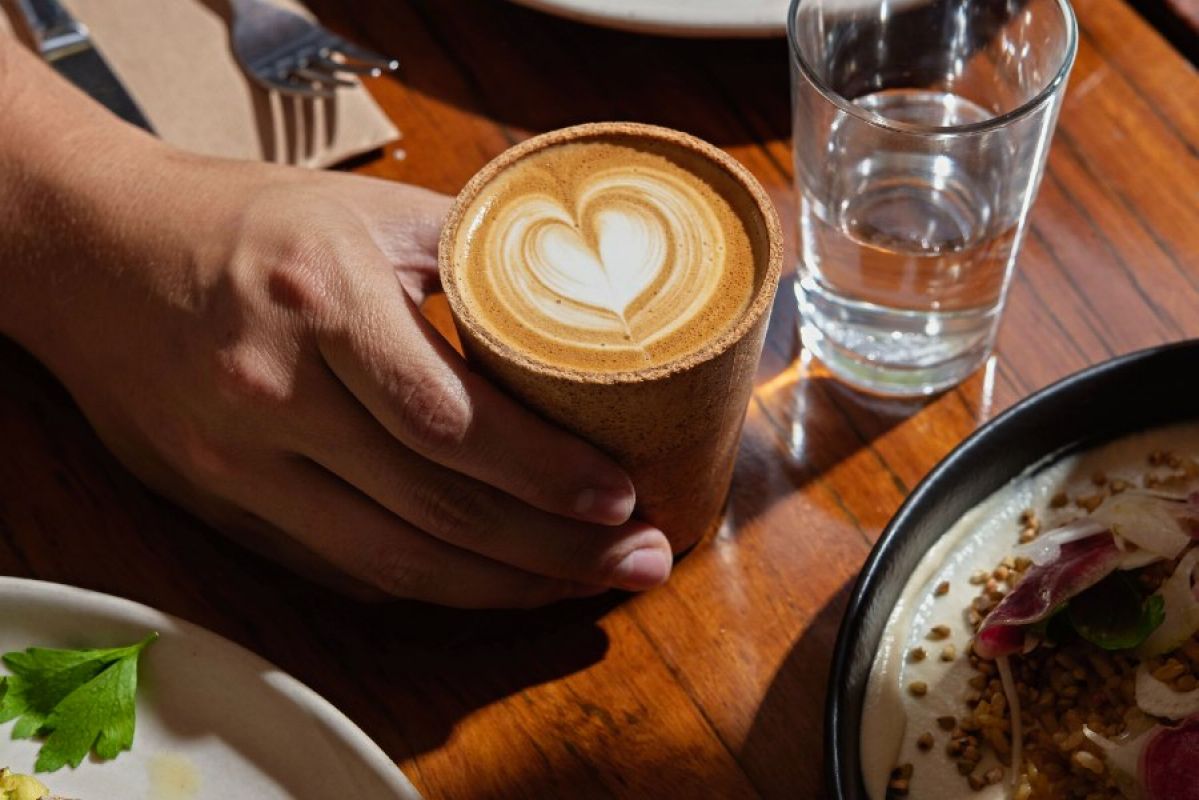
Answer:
[788,0,1077,395]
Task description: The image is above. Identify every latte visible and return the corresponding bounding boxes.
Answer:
[441,123,782,552]
[450,137,758,373]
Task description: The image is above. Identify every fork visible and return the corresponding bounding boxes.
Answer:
[229,0,399,97]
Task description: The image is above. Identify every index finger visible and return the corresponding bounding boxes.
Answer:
[319,256,636,527]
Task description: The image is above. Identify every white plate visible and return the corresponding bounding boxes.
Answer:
[0,577,421,800]
[505,0,791,37]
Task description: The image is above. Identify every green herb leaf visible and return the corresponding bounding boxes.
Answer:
[0,634,157,772]
[1068,573,1166,651]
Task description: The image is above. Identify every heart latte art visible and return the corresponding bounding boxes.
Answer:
[454,141,757,372]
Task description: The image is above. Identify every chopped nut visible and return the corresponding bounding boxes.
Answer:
[935,581,951,597]
[937,715,957,731]
[909,681,928,697]
[887,775,910,796]
[1050,491,1069,508]
[929,625,952,641]
[1153,659,1186,683]
[917,732,935,751]
[968,772,987,790]
[909,647,927,663]
[983,726,1010,756]
[984,766,1004,785]
[941,644,958,662]
[972,595,995,613]
[1077,493,1104,512]
[969,570,989,585]
[1110,478,1131,493]
[1072,750,1105,775]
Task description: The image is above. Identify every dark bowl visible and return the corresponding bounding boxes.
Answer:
[825,339,1199,798]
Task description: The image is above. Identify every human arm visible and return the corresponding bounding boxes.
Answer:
[0,34,672,606]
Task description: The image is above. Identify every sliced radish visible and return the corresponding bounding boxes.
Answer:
[1093,492,1194,561]
[1014,519,1106,566]
[1136,663,1199,720]
[1141,715,1199,800]
[1139,548,1199,658]
[1084,724,1152,799]
[976,531,1121,659]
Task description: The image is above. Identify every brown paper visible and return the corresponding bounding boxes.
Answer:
[3,0,397,168]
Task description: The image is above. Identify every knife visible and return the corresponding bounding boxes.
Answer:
[13,0,155,133]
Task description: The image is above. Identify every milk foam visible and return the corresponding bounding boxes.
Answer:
[455,140,757,372]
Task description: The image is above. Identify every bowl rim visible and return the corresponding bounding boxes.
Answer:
[824,339,1199,798]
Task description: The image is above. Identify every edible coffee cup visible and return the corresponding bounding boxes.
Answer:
[440,122,782,553]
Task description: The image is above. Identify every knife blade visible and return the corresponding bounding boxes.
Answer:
[14,0,155,133]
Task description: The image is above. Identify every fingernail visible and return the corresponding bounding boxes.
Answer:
[612,548,672,591]
[574,486,635,525]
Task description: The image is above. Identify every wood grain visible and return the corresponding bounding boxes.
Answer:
[1,0,1197,797]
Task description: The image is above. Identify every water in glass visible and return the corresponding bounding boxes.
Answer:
[797,89,1024,393]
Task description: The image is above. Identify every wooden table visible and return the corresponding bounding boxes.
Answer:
[2,0,1197,796]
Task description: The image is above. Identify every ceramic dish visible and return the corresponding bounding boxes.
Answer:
[825,340,1199,798]
[504,0,789,37]
[0,577,421,799]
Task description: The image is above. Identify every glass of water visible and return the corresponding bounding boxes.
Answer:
[788,0,1077,396]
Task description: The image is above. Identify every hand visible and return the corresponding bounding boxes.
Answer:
[4,135,673,607]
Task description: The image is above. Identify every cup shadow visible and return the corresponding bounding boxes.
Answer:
[739,576,858,798]
[731,344,932,535]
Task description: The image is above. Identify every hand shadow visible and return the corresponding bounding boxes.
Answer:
[0,335,617,786]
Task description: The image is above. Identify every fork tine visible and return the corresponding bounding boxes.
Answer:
[253,74,336,99]
[292,66,356,89]
[311,53,383,77]
[321,41,399,72]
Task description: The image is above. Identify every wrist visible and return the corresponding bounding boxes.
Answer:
[0,38,163,351]
[0,129,168,354]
